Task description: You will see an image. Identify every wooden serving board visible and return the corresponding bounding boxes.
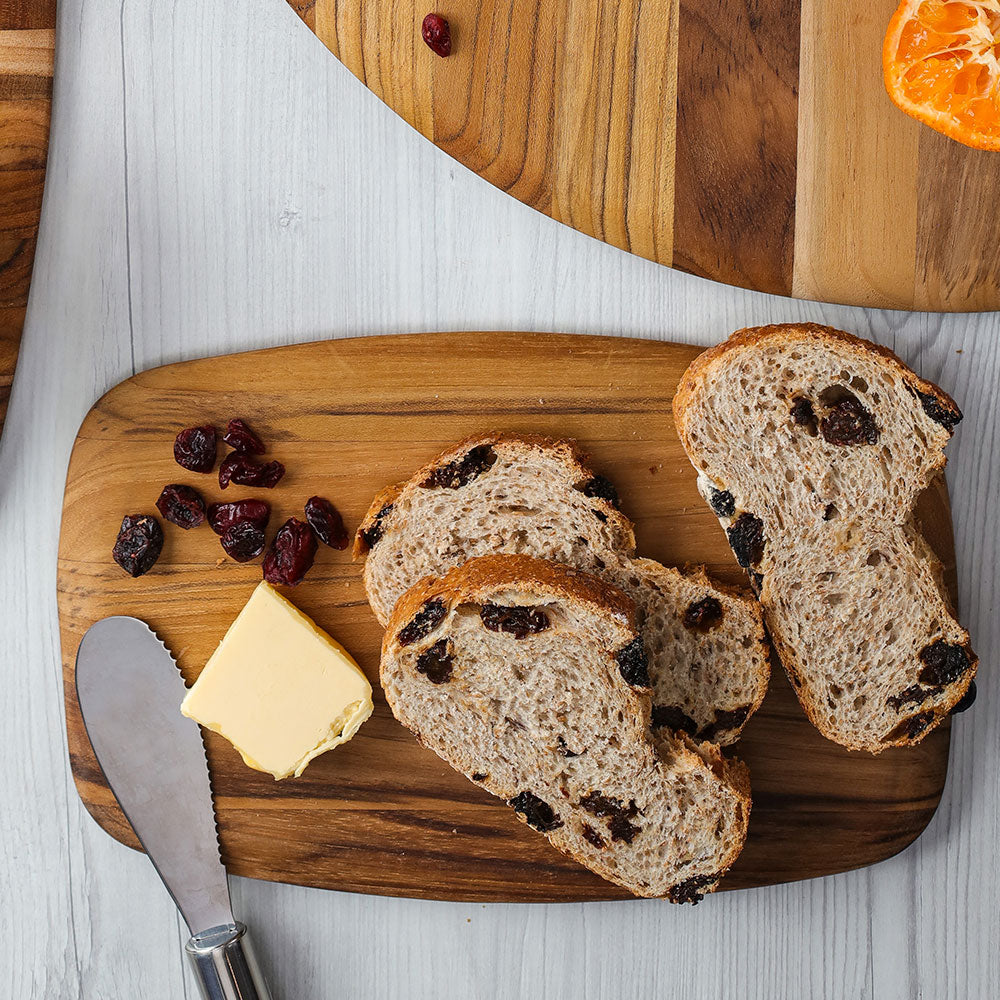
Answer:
[0,1,54,436]
[58,332,955,902]
[289,0,1000,312]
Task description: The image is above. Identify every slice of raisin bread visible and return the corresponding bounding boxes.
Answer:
[673,323,977,753]
[380,554,751,900]
[356,433,769,745]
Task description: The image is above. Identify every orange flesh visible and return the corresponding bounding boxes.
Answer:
[884,1,1000,148]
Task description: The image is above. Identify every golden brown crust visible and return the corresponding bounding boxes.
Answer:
[672,322,961,453]
[383,553,638,663]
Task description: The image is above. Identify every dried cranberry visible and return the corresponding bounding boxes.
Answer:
[887,685,931,711]
[173,425,217,473]
[615,637,650,688]
[708,487,736,518]
[914,387,962,431]
[262,518,317,586]
[700,704,752,740]
[155,484,206,529]
[651,705,698,736]
[421,12,452,56]
[667,874,717,904]
[422,445,496,489]
[885,710,936,743]
[359,503,393,549]
[416,639,453,683]
[727,512,766,568]
[578,475,620,509]
[790,396,818,434]
[508,791,562,832]
[112,514,164,577]
[221,521,266,563]
[219,452,285,489]
[304,496,349,549]
[582,825,606,848]
[579,791,641,844]
[683,596,723,632]
[820,396,879,446]
[471,772,487,781]
[918,640,974,687]
[480,604,550,638]
[398,600,447,646]
[222,418,265,454]
[207,499,271,536]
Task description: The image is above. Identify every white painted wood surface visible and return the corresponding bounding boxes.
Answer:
[1,1,997,996]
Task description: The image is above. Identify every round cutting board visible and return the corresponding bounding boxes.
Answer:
[289,0,1000,312]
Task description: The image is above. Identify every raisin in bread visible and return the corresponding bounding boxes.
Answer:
[356,433,769,745]
[673,323,977,753]
[380,554,751,900]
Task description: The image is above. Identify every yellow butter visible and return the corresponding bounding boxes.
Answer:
[181,581,373,780]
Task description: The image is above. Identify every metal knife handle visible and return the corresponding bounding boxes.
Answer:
[185,922,273,1000]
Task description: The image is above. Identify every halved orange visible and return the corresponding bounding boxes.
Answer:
[883,0,1000,149]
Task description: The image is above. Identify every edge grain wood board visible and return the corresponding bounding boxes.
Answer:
[289,0,1000,312]
[58,332,955,902]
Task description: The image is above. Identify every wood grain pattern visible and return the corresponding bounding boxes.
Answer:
[301,0,1000,310]
[58,332,955,903]
[0,17,53,436]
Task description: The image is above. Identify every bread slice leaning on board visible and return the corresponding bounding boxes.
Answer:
[672,323,977,753]
[355,433,770,745]
[380,554,751,900]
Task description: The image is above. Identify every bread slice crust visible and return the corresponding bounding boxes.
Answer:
[356,431,770,745]
[673,323,976,753]
[381,554,751,900]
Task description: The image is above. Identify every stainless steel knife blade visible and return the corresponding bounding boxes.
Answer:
[76,616,272,1000]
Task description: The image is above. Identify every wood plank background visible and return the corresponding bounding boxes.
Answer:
[3,1,998,997]
[58,332,956,902]
[0,0,53,436]
[300,0,1000,311]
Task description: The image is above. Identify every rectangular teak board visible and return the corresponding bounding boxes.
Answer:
[58,331,955,902]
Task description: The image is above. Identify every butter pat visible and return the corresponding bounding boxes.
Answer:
[181,581,373,779]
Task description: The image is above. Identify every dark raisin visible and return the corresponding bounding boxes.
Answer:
[421,445,497,489]
[666,874,718,905]
[421,12,452,56]
[582,824,605,849]
[578,475,620,509]
[887,685,931,711]
[918,640,974,687]
[207,499,271,536]
[220,521,266,562]
[219,452,285,489]
[471,772,487,782]
[173,425,217,473]
[885,710,936,743]
[916,389,962,431]
[950,681,977,715]
[480,604,550,638]
[556,736,580,758]
[700,704,752,740]
[359,503,393,549]
[508,791,562,832]
[222,418,265,454]
[155,484,206,529]
[579,791,641,843]
[750,571,764,593]
[305,496,349,549]
[416,639,453,683]
[615,636,650,688]
[708,487,736,518]
[820,397,879,446]
[727,513,766,569]
[399,600,447,646]
[683,596,723,632]
[651,705,699,736]
[790,396,817,434]
[262,518,317,586]
[112,514,164,577]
